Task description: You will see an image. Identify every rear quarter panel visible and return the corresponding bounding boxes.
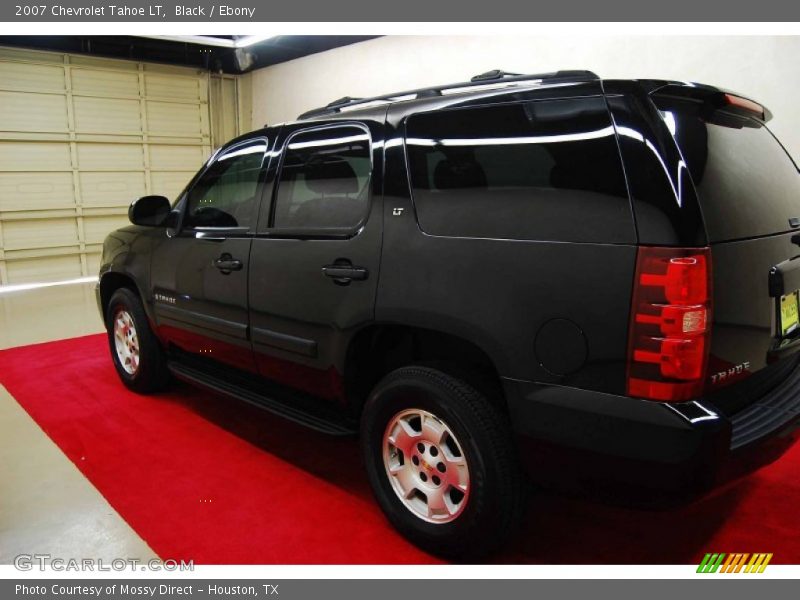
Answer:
[377,104,637,394]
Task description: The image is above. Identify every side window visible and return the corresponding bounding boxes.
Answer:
[272,126,371,230]
[183,139,268,230]
[405,98,633,243]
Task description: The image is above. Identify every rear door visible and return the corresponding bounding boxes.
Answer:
[651,91,800,408]
[248,121,384,402]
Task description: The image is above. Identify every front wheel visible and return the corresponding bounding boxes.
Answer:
[106,287,170,393]
[360,366,524,560]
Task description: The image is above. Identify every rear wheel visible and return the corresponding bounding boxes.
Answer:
[106,287,170,393]
[360,366,523,560]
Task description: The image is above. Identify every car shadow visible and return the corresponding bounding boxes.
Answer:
[158,380,750,565]
[496,479,750,564]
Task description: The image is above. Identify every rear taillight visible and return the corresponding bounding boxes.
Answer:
[627,247,712,402]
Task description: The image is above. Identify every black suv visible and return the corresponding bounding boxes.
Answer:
[98,70,800,559]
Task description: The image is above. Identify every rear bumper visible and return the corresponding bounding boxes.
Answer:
[503,370,800,496]
[729,360,800,449]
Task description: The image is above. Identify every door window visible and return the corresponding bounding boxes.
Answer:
[184,139,268,230]
[272,126,371,230]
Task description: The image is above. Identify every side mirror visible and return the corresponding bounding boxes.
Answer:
[129,195,171,227]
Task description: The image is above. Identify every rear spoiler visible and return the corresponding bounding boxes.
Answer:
[649,82,772,123]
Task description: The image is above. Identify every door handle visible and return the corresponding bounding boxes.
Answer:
[322,263,368,285]
[214,253,243,274]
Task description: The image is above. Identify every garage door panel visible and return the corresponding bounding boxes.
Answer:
[79,172,146,207]
[145,73,201,102]
[85,252,102,277]
[70,55,138,72]
[71,68,140,98]
[0,48,219,286]
[0,47,63,65]
[5,255,83,284]
[0,172,75,212]
[0,91,68,133]
[0,61,65,93]
[151,171,194,200]
[146,101,202,137]
[83,215,130,245]
[148,145,205,171]
[2,218,79,250]
[0,142,72,171]
[77,143,145,171]
[74,97,142,134]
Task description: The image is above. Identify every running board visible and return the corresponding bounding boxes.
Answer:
[167,361,357,436]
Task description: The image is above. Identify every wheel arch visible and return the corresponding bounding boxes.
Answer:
[344,323,507,416]
[99,271,149,324]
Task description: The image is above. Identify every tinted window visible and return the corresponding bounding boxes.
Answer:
[184,139,267,229]
[405,98,632,243]
[273,126,371,230]
[653,96,800,242]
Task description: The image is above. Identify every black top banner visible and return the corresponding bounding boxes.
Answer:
[1,0,800,21]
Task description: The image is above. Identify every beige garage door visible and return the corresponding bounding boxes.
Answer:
[0,46,226,285]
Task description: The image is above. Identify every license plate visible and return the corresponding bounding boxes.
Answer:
[780,290,800,337]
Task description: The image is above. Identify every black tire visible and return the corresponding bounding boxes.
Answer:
[106,287,170,394]
[360,366,524,560]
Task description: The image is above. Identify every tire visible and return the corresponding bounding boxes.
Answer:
[106,287,170,394]
[360,366,524,560]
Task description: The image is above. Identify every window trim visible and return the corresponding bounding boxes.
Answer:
[265,122,374,238]
[178,136,270,236]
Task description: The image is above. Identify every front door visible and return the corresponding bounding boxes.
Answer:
[150,137,270,372]
[248,121,384,401]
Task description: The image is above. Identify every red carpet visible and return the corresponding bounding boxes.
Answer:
[1,333,799,564]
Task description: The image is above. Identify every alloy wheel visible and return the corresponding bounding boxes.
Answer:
[382,408,470,524]
[113,308,140,375]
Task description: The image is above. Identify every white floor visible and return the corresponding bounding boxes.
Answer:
[0,282,157,564]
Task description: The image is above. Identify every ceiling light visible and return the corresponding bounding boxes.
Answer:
[143,35,236,48]
[138,35,277,49]
[234,35,277,48]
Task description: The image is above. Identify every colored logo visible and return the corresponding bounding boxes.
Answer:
[697,553,773,573]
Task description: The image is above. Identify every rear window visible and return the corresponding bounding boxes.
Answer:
[405,97,633,243]
[654,95,800,243]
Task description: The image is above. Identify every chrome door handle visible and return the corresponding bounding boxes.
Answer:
[322,263,368,284]
[214,254,243,274]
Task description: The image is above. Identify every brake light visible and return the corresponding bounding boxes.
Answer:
[723,93,765,120]
[627,247,712,402]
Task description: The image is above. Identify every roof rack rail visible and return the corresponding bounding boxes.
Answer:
[470,69,524,82]
[297,69,600,120]
[326,96,364,108]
